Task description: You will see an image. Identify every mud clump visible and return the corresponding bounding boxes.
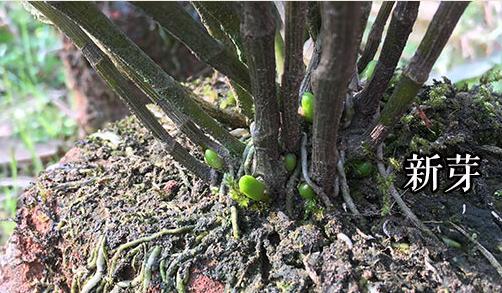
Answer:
[1,84,501,292]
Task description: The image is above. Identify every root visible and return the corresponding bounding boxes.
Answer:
[107,225,194,281]
[336,150,360,216]
[286,162,301,217]
[163,225,227,289]
[176,261,191,293]
[81,236,107,293]
[237,141,253,178]
[244,145,255,175]
[376,144,438,241]
[301,133,333,208]
[143,245,162,293]
[451,222,502,278]
[231,206,240,239]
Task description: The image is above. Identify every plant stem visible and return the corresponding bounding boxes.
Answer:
[311,2,364,196]
[356,2,419,119]
[31,1,214,182]
[306,2,321,41]
[372,2,469,144]
[191,1,244,60]
[133,2,251,92]
[189,2,254,119]
[50,2,245,157]
[280,2,306,153]
[241,2,285,193]
[358,1,395,74]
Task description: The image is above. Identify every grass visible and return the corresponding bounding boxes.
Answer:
[0,2,77,243]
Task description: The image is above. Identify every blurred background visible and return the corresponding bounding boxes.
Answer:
[0,1,501,243]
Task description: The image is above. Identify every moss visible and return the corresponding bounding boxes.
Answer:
[410,135,431,153]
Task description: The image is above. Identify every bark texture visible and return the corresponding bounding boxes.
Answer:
[280,2,307,153]
[311,2,364,196]
[241,2,285,193]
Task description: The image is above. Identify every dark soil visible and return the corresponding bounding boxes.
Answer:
[1,81,501,292]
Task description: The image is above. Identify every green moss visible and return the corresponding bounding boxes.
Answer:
[376,173,395,216]
[410,135,431,153]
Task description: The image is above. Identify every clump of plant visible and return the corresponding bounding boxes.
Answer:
[26,1,472,290]
[29,0,469,214]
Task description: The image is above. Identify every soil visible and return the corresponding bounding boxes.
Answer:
[1,80,501,292]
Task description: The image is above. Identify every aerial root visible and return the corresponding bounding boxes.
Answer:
[336,150,361,216]
[81,235,107,293]
[107,225,195,285]
[237,141,253,178]
[163,224,227,289]
[451,222,502,277]
[376,144,438,241]
[301,133,333,208]
[231,206,240,239]
[176,261,191,293]
[286,162,301,217]
[244,145,255,175]
[142,245,162,292]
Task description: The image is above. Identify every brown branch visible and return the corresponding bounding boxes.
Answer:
[280,2,307,153]
[356,2,419,120]
[358,2,395,74]
[372,2,469,144]
[241,2,285,193]
[311,2,365,196]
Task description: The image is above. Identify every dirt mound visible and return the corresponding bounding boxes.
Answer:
[1,82,501,292]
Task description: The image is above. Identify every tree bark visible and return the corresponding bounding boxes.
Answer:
[241,2,285,193]
[311,2,364,196]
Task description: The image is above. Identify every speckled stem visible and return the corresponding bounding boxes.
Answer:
[49,2,246,157]
[372,2,469,144]
[31,1,214,181]
[241,2,286,193]
[311,2,364,196]
[280,2,306,153]
[357,1,395,74]
[133,2,251,92]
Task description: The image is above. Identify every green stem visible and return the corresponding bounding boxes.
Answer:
[191,2,254,119]
[191,1,244,60]
[357,1,395,74]
[372,2,469,144]
[133,2,251,92]
[50,2,245,157]
[31,1,215,181]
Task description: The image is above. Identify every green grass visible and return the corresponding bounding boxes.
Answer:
[0,2,77,243]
